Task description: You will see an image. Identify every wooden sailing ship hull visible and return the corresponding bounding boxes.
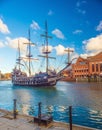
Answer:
[12,71,57,87]
[12,82,56,87]
[12,78,57,87]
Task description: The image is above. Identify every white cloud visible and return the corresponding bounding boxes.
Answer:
[0,19,10,34]
[0,41,5,47]
[54,44,74,56]
[52,29,65,39]
[80,52,101,59]
[30,21,40,30]
[54,44,65,55]
[83,34,102,54]
[96,20,102,31]
[48,10,54,16]
[80,53,88,59]
[5,37,30,53]
[73,29,83,34]
[39,45,53,54]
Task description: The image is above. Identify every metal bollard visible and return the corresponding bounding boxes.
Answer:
[38,102,41,126]
[13,99,17,119]
[69,106,72,130]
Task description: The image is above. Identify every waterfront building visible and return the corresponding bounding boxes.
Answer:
[0,71,1,80]
[72,57,88,78]
[4,73,12,80]
[87,52,102,77]
[0,72,11,80]
[71,52,102,81]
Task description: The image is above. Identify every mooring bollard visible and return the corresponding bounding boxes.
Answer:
[38,102,41,126]
[69,106,72,130]
[13,99,17,119]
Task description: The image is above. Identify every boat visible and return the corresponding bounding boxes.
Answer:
[12,21,74,87]
[12,22,62,87]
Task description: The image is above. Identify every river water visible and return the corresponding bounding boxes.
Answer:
[0,80,102,129]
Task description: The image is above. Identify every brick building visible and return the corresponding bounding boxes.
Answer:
[4,73,11,79]
[87,52,102,76]
[72,52,102,80]
[72,57,88,78]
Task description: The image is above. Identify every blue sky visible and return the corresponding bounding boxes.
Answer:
[0,0,102,73]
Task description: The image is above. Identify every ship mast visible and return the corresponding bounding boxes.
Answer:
[64,48,74,65]
[16,40,21,70]
[28,29,31,76]
[18,40,21,70]
[40,21,55,73]
[24,29,35,76]
[45,21,49,73]
[57,48,74,76]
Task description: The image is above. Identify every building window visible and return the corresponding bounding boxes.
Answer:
[96,64,98,72]
[80,61,86,65]
[92,64,94,72]
[100,63,102,72]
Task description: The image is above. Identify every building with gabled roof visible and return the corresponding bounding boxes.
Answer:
[71,52,102,81]
[61,52,102,82]
[87,52,102,76]
[72,57,89,78]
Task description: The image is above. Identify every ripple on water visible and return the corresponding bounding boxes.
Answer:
[0,81,102,129]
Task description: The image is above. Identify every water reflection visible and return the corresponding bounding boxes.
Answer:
[0,81,102,129]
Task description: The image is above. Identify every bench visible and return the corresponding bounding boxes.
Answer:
[34,114,53,126]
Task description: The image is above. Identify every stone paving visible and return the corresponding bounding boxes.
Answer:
[0,110,96,130]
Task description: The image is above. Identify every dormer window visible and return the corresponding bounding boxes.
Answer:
[79,61,86,65]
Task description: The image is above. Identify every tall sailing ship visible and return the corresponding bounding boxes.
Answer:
[12,22,61,87]
[12,22,74,87]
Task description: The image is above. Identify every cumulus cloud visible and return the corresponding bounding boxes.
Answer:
[0,41,5,47]
[73,29,83,34]
[54,44,65,55]
[39,45,53,54]
[0,19,10,34]
[54,44,74,56]
[5,37,30,53]
[30,21,40,30]
[96,20,102,31]
[80,52,100,59]
[80,53,88,59]
[52,29,65,39]
[48,10,54,16]
[83,34,102,54]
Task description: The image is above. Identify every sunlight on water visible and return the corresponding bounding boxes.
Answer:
[0,80,102,129]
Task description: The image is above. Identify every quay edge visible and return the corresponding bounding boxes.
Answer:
[0,108,98,130]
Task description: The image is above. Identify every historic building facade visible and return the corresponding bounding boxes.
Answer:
[72,57,89,78]
[87,52,102,76]
[72,52,102,80]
